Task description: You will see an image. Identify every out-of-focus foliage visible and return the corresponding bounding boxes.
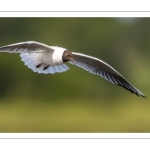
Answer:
[0,18,149,132]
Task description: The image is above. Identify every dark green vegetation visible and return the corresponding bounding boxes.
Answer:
[0,18,149,132]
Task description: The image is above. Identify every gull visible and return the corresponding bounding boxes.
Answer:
[0,41,146,98]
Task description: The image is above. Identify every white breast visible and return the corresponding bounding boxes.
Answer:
[37,46,66,65]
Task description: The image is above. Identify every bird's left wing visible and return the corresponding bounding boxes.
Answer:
[0,41,54,53]
[69,52,146,98]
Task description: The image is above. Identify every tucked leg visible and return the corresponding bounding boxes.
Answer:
[43,65,50,70]
[36,63,41,68]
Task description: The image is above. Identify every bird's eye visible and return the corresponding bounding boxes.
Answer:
[66,54,70,57]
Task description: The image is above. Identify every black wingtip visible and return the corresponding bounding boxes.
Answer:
[141,95,147,98]
[113,76,146,98]
[135,93,147,98]
[128,89,147,98]
[126,87,147,98]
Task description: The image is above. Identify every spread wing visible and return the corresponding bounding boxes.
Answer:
[0,41,54,53]
[70,52,146,98]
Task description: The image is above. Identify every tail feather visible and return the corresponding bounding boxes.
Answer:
[20,53,69,74]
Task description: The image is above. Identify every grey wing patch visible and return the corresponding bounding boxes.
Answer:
[0,41,54,54]
[70,52,119,84]
[69,52,146,98]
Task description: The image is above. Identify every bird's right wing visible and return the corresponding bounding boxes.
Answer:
[0,41,54,54]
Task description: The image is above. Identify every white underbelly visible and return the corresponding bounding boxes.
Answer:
[37,51,64,65]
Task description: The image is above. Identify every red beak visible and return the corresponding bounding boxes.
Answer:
[70,58,76,64]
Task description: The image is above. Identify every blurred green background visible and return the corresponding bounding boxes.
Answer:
[0,18,149,132]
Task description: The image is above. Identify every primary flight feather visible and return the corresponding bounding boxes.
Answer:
[0,41,146,98]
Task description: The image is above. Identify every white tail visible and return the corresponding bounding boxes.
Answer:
[20,53,70,74]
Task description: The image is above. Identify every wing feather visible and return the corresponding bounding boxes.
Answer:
[0,41,54,53]
[70,52,146,98]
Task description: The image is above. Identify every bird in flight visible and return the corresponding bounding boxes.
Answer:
[0,41,146,98]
